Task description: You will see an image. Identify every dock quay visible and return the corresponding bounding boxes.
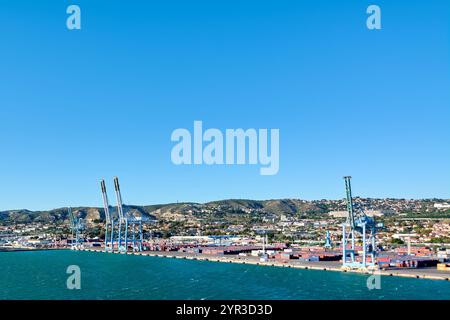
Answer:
[0,247,61,252]
[80,247,450,281]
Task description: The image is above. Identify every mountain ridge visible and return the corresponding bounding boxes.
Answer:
[0,198,449,225]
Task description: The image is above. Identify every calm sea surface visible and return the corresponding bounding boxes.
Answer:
[1,250,449,300]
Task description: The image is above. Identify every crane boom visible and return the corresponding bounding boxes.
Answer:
[114,176,125,223]
[68,207,75,228]
[100,179,111,224]
[344,176,355,229]
[68,207,75,243]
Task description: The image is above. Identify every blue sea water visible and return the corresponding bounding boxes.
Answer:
[0,250,449,300]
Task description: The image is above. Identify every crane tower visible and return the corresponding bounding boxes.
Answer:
[68,207,85,250]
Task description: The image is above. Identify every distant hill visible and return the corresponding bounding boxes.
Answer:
[0,199,325,225]
[0,206,157,225]
[0,198,448,225]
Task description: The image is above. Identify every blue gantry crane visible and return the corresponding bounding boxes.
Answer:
[68,207,85,250]
[341,176,383,270]
[100,177,146,253]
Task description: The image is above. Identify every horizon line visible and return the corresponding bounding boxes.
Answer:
[1,196,449,213]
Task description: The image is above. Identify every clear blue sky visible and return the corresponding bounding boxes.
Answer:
[0,0,449,210]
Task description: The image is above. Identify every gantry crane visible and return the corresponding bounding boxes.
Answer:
[68,207,85,250]
[101,177,145,253]
[341,176,382,270]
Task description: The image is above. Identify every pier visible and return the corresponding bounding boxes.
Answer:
[80,247,450,281]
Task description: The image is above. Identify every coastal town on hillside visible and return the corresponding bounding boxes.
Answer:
[1,198,450,250]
